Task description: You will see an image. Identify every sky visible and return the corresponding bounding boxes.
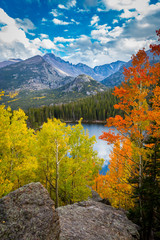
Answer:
[0,0,160,67]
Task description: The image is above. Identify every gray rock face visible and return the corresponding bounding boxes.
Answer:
[0,182,60,240]
[62,74,107,94]
[57,200,139,240]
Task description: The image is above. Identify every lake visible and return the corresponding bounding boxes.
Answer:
[69,123,119,174]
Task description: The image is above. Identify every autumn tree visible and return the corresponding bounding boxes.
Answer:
[97,30,160,239]
[36,118,103,207]
[35,118,69,207]
[0,104,36,197]
[94,139,135,209]
[66,119,103,203]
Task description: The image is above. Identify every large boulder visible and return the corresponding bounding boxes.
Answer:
[57,200,139,240]
[0,182,60,240]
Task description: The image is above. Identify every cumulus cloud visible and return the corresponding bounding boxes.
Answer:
[54,37,75,43]
[50,9,62,17]
[0,8,34,49]
[62,0,159,66]
[91,24,111,43]
[113,19,118,24]
[90,15,100,26]
[67,0,76,8]
[102,0,160,20]
[58,10,159,67]
[97,8,107,12]
[15,18,35,34]
[58,0,76,10]
[41,18,47,22]
[40,33,49,39]
[71,18,80,25]
[0,8,56,61]
[58,4,67,10]
[52,17,79,25]
[52,18,71,25]
[32,38,57,50]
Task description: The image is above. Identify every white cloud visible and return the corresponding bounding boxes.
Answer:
[77,8,90,13]
[102,0,160,20]
[57,43,65,48]
[0,8,57,61]
[120,9,138,19]
[67,0,76,8]
[97,8,106,12]
[50,9,62,17]
[102,0,148,12]
[42,18,47,22]
[15,18,35,34]
[32,38,57,50]
[108,26,123,38]
[52,18,71,25]
[113,19,118,24]
[91,24,111,43]
[90,15,100,26]
[58,4,67,10]
[41,39,57,49]
[58,0,76,10]
[71,18,80,25]
[52,17,78,26]
[54,37,75,43]
[40,33,49,39]
[0,8,32,46]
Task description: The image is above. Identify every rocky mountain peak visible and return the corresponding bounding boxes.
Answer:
[24,55,44,64]
[74,74,93,83]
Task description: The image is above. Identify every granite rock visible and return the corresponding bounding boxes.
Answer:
[0,182,60,240]
[57,200,139,240]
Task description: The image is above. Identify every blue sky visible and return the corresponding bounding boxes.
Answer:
[0,0,160,67]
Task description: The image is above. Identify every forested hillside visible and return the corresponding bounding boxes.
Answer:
[28,89,121,128]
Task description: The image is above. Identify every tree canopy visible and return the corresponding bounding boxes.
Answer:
[94,30,160,239]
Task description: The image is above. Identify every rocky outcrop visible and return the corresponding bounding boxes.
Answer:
[57,200,139,240]
[0,183,139,240]
[0,182,60,240]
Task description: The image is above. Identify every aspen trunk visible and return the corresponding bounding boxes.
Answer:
[139,153,143,225]
[55,141,59,208]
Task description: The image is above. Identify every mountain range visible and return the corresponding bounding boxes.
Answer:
[0,53,124,109]
[101,49,160,87]
[0,49,158,109]
[43,53,125,81]
[0,53,125,91]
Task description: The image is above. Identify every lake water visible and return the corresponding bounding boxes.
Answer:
[69,123,119,174]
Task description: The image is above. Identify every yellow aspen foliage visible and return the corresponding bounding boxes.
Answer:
[35,118,103,206]
[0,106,36,197]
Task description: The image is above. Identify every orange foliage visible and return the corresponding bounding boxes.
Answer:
[93,139,135,209]
[95,29,160,210]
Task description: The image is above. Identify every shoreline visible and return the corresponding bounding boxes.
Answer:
[64,120,106,124]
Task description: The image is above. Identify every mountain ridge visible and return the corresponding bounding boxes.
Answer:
[101,49,160,87]
[0,53,125,82]
[43,53,125,81]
